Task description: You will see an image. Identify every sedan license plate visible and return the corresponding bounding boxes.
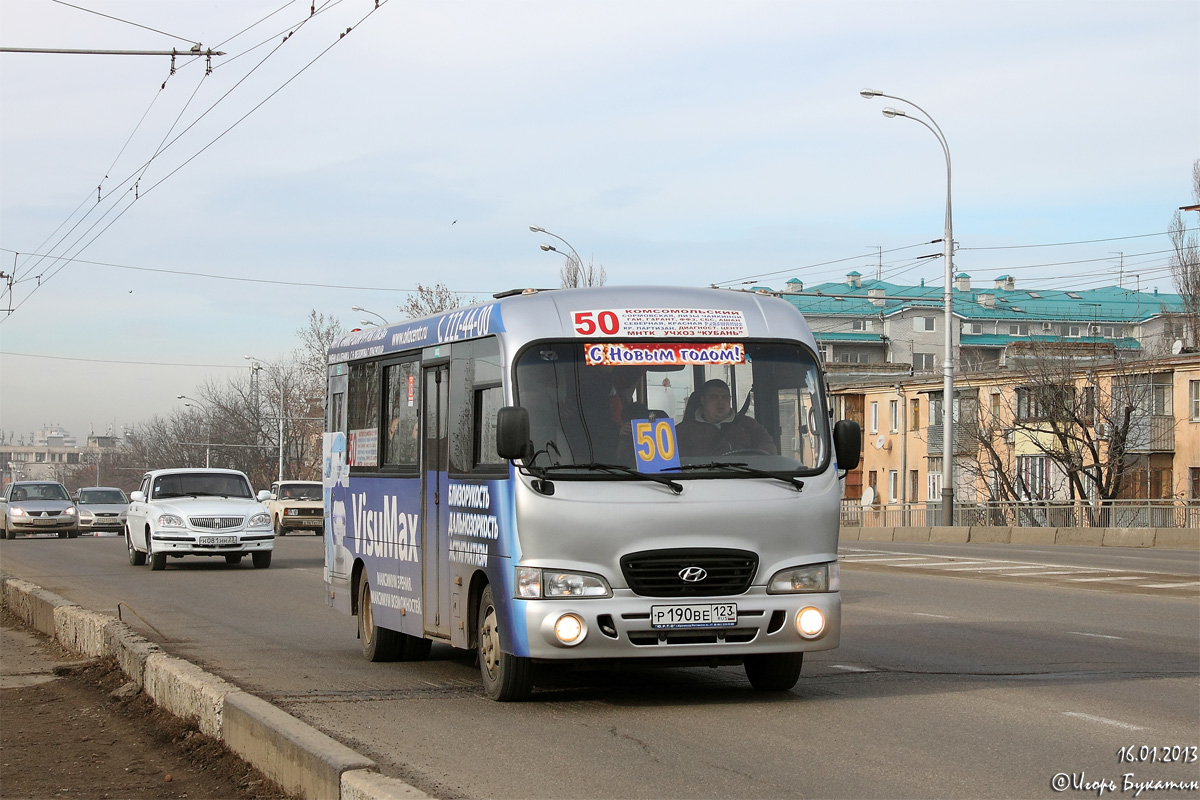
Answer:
[199,535,236,546]
[35,518,56,525]
[650,603,737,629]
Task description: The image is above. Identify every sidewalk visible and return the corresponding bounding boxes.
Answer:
[1,609,291,799]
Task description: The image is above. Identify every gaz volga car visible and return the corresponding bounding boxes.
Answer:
[125,468,274,570]
[1,481,79,539]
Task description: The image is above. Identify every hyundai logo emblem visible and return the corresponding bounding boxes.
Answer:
[679,566,707,582]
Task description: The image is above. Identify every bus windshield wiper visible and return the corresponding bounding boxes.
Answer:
[665,462,804,491]
[541,462,683,494]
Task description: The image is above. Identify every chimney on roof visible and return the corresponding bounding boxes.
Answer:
[978,292,996,309]
[846,271,862,288]
[868,288,886,307]
[784,278,803,294]
[955,273,971,292]
[994,275,1016,291]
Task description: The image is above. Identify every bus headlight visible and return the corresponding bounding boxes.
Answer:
[767,562,839,593]
[516,567,611,599]
[796,607,826,638]
[554,614,586,645]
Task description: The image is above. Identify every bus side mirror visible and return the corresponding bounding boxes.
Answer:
[833,420,861,472]
[496,406,532,460]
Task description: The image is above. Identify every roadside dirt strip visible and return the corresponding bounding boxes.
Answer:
[0,573,430,800]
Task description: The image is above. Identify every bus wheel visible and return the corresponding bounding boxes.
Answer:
[477,584,532,701]
[743,652,803,691]
[358,578,402,662]
[400,635,432,662]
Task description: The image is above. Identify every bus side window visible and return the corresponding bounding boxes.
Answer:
[449,337,507,476]
[384,360,420,469]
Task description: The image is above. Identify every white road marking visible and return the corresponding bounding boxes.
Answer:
[830,664,875,672]
[1062,712,1146,731]
[1138,581,1200,589]
[1067,631,1124,640]
[912,612,953,619]
[1068,576,1144,582]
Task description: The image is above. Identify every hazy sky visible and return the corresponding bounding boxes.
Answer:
[1,0,1197,441]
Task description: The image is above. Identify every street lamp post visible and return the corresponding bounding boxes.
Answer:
[860,88,956,526]
[177,395,211,468]
[352,306,389,325]
[530,225,586,284]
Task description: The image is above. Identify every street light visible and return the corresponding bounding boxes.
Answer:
[177,395,211,467]
[530,225,587,283]
[352,306,389,325]
[860,88,956,526]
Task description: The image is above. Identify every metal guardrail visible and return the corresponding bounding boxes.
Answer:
[841,499,1200,529]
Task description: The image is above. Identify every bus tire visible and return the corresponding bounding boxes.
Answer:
[743,652,803,691]
[477,584,532,701]
[400,635,432,662]
[358,578,402,662]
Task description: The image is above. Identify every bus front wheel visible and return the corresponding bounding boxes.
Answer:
[743,652,803,691]
[358,578,402,662]
[477,584,532,701]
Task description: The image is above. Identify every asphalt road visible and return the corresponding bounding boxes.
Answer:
[2,532,1197,799]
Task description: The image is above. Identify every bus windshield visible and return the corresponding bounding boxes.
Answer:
[514,340,829,477]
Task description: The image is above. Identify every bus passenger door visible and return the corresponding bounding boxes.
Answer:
[422,364,451,639]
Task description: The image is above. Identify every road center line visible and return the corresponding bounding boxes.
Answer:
[1062,712,1145,731]
[1068,576,1144,582]
[830,664,875,672]
[1067,631,1124,640]
[1138,581,1200,588]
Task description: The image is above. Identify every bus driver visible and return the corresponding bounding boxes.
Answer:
[676,379,775,457]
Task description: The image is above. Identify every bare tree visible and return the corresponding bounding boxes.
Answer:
[1168,159,1200,350]
[559,255,607,288]
[398,282,476,319]
[957,345,1172,524]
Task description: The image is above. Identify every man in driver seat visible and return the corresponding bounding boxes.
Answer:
[676,379,775,457]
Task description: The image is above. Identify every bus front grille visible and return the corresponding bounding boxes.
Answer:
[620,548,758,597]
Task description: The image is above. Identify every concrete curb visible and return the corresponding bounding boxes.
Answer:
[0,573,427,800]
[839,526,1199,550]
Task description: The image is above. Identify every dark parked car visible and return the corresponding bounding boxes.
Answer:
[2,481,79,539]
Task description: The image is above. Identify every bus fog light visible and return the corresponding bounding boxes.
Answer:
[554,614,586,645]
[796,607,825,638]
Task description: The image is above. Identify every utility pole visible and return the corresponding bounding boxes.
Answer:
[0,47,225,74]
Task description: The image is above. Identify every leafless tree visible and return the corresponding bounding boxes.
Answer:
[1168,160,1200,350]
[956,344,1172,523]
[559,255,607,289]
[397,282,476,319]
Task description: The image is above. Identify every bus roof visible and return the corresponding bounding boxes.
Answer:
[327,286,817,364]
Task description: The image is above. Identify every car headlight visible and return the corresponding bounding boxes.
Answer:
[10,507,27,517]
[157,513,185,527]
[285,508,299,516]
[515,567,611,599]
[248,512,271,527]
[79,509,95,520]
[63,507,76,517]
[767,562,840,594]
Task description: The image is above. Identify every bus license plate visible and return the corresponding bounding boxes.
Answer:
[199,536,236,545]
[650,603,737,629]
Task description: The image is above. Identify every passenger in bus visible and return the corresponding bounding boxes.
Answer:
[676,379,775,457]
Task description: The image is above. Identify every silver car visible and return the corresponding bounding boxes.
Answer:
[2,481,80,539]
[74,487,129,536]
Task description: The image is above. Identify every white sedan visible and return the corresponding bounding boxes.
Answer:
[125,468,274,570]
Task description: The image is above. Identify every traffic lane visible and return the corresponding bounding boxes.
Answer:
[278,568,1199,799]
[4,536,1197,798]
[841,540,1200,577]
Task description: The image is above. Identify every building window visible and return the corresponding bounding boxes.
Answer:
[889,399,899,433]
[1016,455,1049,500]
[910,469,919,503]
[927,457,943,501]
[888,470,899,503]
[869,401,879,433]
[910,398,920,431]
[915,316,935,332]
[1190,467,1200,500]
[1191,381,1200,422]
[914,352,935,371]
[990,393,1002,428]
[1009,323,1029,336]
[852,319,872,331]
